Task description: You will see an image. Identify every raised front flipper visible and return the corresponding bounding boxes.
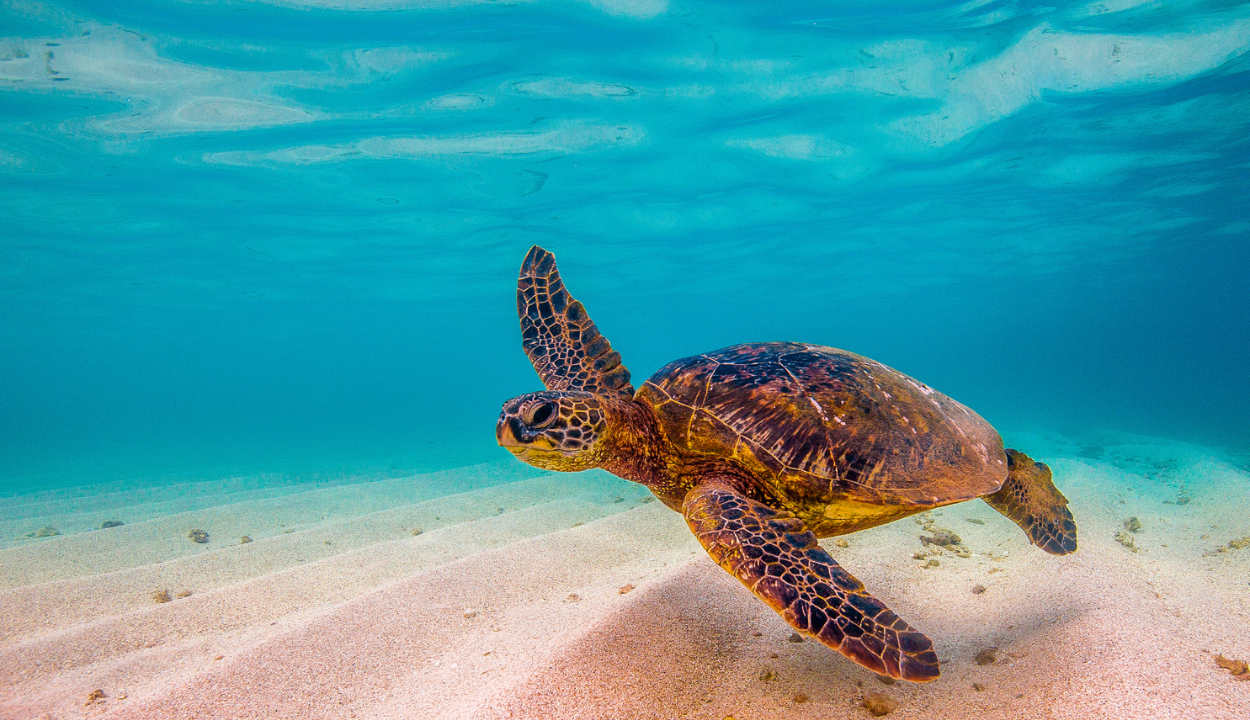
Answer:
[517,246,634,398]
[683,484,940,682]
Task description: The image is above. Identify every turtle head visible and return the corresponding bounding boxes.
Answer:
[496,390,612,472]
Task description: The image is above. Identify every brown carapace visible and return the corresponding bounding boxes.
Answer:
[497,246,1077,682]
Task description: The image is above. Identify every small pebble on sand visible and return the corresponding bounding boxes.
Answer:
[463,609,478,619]
[1114,531,1138,552]
[151,589,171,604]
[793,692,809,703]
[411,528,424,536]
[187,529,209,544]
[972,584,986,594]
[975,647,998,665]
[834,538,849,548]
[862,691,898,716]
[788,632,804,643]
[973,682,986,691]
[618,584,635,594]
[85,689,105,705]
[101,520,124,529]
[1215,654,1250,680]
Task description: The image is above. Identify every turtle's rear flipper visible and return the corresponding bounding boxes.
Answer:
[984,449,1077,555]
[683,483,940,682]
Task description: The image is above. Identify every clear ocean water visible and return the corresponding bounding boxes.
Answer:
[3,1,1249,495]
[3,3,1250,717]
[5,1,1248,499]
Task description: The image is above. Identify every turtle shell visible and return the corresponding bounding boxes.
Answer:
[636,342,1008,508]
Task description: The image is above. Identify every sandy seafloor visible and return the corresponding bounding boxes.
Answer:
[2,432,1248,720]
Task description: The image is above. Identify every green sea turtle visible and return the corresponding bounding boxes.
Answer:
[496,246,1077,682]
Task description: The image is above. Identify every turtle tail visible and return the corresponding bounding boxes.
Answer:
[983,449,1077,555]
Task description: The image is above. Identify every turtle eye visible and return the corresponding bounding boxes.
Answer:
[527,401,557,428]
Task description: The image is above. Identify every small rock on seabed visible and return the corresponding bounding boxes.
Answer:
[862,691,898,716]
[1216,655,1250,680]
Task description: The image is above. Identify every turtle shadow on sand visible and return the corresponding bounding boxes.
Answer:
[487,559,854,717]
[496,246,1078,683]
[488,556,1093,718]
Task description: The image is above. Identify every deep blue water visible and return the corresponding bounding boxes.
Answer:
[2,0,1248,492]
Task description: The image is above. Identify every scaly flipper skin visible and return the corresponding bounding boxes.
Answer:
[683,483,941,681]
[984,449,1078,555]
[517,246,634,398]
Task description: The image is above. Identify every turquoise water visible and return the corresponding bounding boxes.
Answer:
[2,1,1248,491]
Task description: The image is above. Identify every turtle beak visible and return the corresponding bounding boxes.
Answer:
[496,413,559,457]
[496,415,524,453]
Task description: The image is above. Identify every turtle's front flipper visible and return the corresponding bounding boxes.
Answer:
[516,246,634,398]
[683,484,940,682]
[984,449,1077,555]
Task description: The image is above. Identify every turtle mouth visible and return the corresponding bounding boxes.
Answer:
[500,439,574,466]
[502,442,568,459]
